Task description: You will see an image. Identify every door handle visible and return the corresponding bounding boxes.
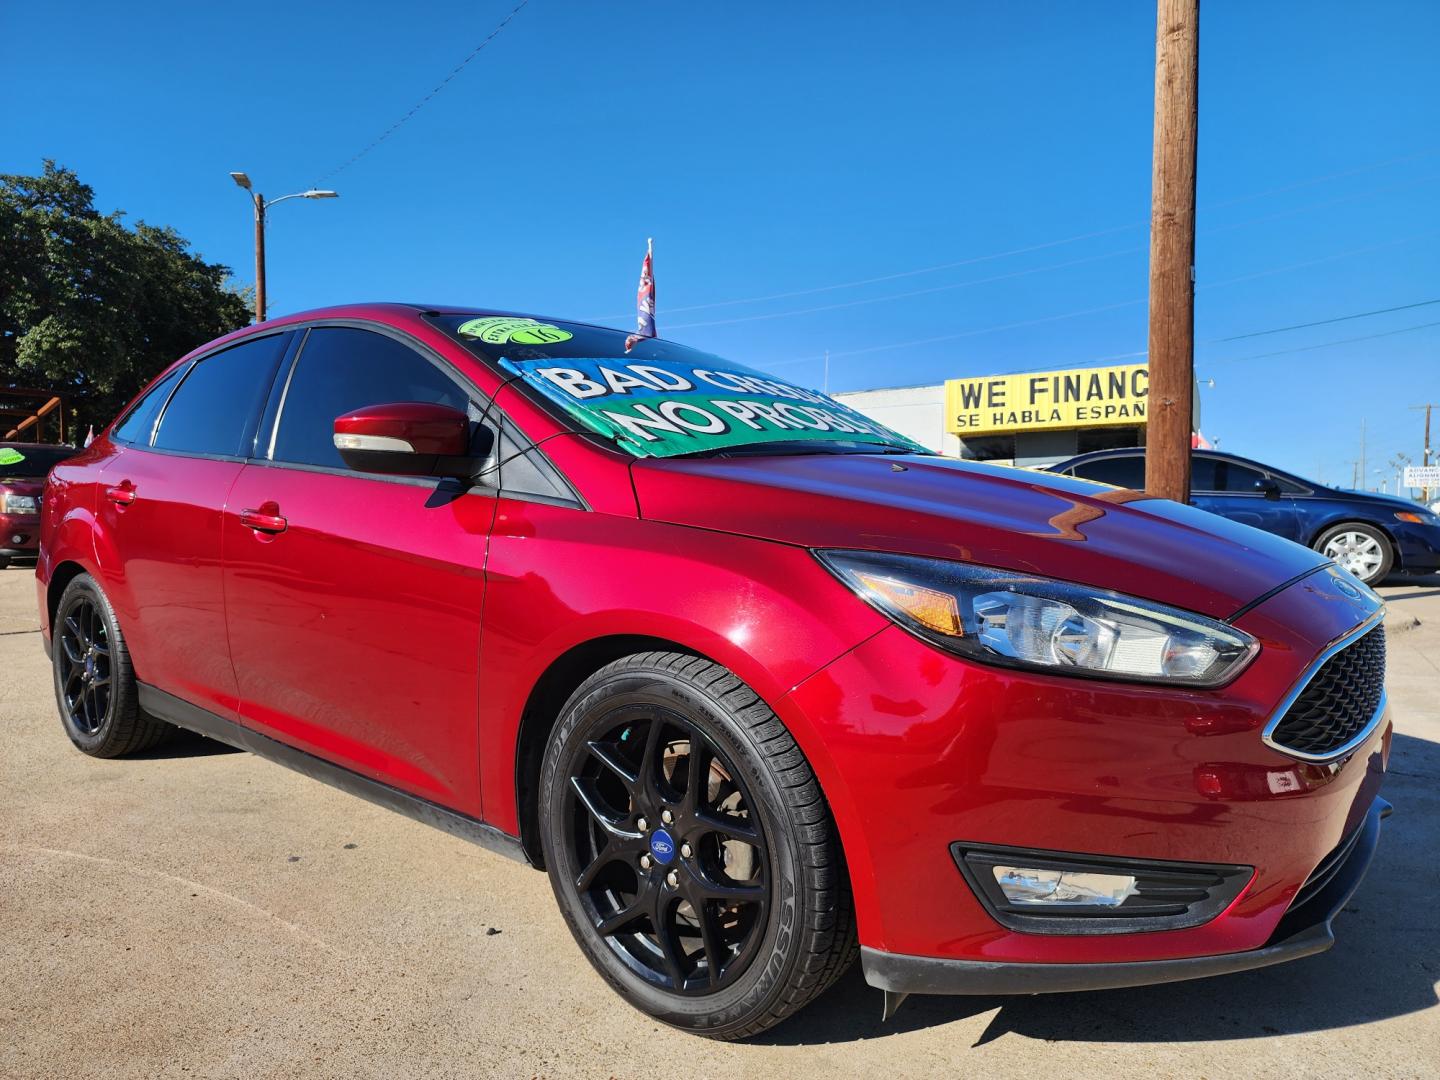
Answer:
[239,506,287,534]
[105,483,136,506]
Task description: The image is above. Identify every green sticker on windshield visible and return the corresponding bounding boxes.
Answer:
[0,449,24,466]
[456,317,574,345]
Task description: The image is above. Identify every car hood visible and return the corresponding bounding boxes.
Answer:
[631,454,1329,620]
[1321,487,1427,514]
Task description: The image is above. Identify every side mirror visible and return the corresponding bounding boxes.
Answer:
[333,402,490,480]
[1258,479,1282,501]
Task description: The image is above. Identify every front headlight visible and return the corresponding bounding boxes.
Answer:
[1,492,38,514]
[1395,509,1440,525]
[817,549,1259,688]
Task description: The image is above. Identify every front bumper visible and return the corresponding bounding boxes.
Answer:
[0,511,41,557]
[781,557,1389,972]
[861,796,1389,996]
[1394,521,1440,573]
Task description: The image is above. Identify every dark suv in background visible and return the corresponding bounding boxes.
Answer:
[0,442,75,569]
[1049,448,1440,586]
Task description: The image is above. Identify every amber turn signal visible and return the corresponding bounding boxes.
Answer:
[853,571,963,636]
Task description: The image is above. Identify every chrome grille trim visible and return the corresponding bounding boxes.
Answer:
[1261,614,1387,764]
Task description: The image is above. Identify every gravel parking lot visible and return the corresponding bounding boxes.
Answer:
[2,566,1437,1080]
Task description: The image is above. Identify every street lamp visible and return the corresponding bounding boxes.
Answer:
[229,172,338,323]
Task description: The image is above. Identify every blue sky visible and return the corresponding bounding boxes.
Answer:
[3,1,1436,489]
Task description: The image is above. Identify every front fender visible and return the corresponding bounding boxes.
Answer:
[474,500,890,837]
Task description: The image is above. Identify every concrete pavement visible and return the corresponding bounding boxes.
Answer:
[2,566,1437,1079]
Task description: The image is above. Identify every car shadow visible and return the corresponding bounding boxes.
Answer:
[130,726,241,759]
[1380,572,1440,603]
[760,730,1440,1047]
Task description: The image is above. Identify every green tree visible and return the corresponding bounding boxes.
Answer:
[0,161,250,435]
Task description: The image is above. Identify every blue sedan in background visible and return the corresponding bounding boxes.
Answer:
[1048,448,1440,586]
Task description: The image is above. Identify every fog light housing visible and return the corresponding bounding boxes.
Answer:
[992,865,1138,907]
[954,842,1253,935]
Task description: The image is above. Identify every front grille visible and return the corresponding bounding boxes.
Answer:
[1268,624,1385,760]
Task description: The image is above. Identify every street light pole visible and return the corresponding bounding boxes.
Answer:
[229,172,338,324]
[253,192,267,324]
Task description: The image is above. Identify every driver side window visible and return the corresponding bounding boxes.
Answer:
[269,327,472,469]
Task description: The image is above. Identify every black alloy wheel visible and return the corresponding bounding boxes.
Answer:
[563,703,770,994]
[53,573,171,757]
[56,594,112,735]
[540,651,857,1040]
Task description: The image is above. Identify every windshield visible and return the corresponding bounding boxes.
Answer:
[0,445,74,478]
[430,314,928,459]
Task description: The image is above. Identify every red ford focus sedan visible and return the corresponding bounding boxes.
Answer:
[37,305,1390,1039]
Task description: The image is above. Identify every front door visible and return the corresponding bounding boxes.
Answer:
[1190,457,1301,542]
[221,326,493,811]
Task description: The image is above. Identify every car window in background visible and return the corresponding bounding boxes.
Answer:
[152,335,290,457]
[1268,473,1307,494]
[1071,455,1144,488]
[1218,461,1269,492]
[270,327,472,469]
[111,364,188,446]
[1190,457,1219,491]
[0,445,75,478]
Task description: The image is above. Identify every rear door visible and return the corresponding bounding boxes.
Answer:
[97,331,292,718]
[221,325,494,810]
[1191,456,1302,541]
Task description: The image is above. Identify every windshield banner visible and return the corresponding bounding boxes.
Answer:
[499,357,925,458]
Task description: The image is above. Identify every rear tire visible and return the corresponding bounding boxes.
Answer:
[52,573,172,757]
[1315,522,1393,586]
[538,651,857,1040]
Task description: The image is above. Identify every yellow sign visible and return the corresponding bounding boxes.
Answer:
[945,363,1149,436]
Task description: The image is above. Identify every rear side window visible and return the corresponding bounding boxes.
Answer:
[1216,461,1268,492]
[1071,455,1144,488]
[1193,459,1271,493]
[270,327,472,469]
[112,364,188,446]
[153,335,290,456]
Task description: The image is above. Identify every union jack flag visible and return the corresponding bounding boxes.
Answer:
[624,238,656,352]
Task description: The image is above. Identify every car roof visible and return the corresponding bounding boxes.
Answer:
[170,303,640,369]
[1057,446,1273,471]
[253,302,624,337]
[1051,447,1324,487]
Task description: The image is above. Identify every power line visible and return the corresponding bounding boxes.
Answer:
[666,247,1144,330]
[1213,318,1440,363]
[313,0,531,183]
[762,228,1439,370]
[596,223,1144,322]
[669,182,1440,333]
[1215,298,1440,342]
[586,145,1440,324]
[593,169,1440,332]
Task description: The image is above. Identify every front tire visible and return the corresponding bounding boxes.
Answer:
[538,651,856,1040]
[1315,522,1393,586]
[52,573,171,757]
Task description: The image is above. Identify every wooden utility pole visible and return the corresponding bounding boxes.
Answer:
[1144,0,1199,502]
